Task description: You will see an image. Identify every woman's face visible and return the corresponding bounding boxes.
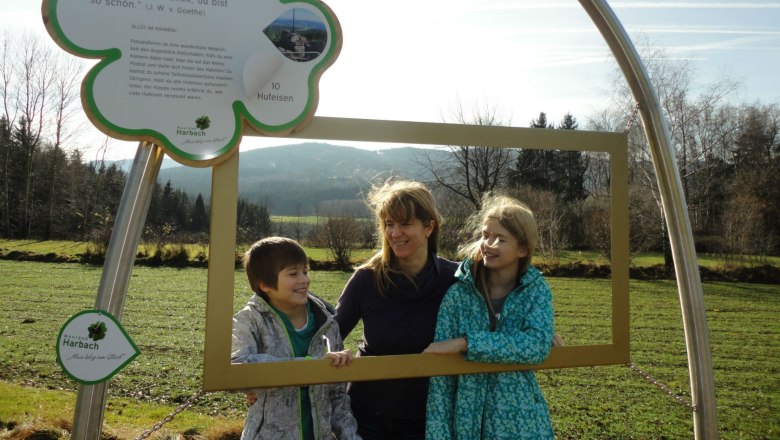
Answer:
[383,216,433,262]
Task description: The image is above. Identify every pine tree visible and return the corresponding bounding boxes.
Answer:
[556,113,588,203]
[190,193,209,233]
[511,112,555,191]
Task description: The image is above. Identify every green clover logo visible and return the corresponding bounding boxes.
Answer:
[195,116,211,130]
[88,321,107,341]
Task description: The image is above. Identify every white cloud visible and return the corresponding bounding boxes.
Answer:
[641,27,780,36]
[612,2,780,9]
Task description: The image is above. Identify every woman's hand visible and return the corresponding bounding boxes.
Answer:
[323,349,353,368]
[423,337,467,354]
[245,391,257,406]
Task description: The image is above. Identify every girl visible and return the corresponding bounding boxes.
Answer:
[424,195,555,439]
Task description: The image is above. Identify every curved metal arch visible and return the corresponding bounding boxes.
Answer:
[578,1,718,438]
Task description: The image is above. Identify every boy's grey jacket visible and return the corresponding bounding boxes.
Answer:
[232,293,361,440]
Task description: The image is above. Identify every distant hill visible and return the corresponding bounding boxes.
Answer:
[152,142,452,215]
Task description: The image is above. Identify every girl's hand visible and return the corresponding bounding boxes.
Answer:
[423,337,467,354]
[323,349,353,368]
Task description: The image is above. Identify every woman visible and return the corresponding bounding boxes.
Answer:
[335,179,457,440]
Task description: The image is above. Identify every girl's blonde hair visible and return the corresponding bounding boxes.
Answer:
[461,195,538,329]
[358,179,442,297]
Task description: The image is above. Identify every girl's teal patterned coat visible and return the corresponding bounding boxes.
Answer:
[425,259,555,440]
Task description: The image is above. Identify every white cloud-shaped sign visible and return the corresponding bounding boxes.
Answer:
[43,0,342,165]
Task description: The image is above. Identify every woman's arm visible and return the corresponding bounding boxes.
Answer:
[334,271,367,340]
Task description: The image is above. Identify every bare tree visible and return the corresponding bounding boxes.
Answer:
[417,100,514,209]
[0,32,83,238]
[720,192,772,266]
[321,216,360,269]
[433,189,473,258]
[509,186,568,266]
[597,40,740,266]
[43,55,84,239]
[582,194,611,259]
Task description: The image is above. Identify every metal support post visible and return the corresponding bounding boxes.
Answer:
[578,1,718,438]
[71,142,164,439]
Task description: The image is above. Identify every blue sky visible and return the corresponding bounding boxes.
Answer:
[2,0,779,160]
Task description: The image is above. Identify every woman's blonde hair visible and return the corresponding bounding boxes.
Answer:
[359,179,442,297]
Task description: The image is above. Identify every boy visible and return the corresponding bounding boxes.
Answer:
[231,237,361,440]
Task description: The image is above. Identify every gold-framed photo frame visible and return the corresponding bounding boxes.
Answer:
[202,116,629,391]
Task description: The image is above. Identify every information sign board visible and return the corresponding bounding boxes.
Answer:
[43,0,342,165]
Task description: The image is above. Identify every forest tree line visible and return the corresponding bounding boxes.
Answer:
[1,33,778,264]
[0,125,272,247]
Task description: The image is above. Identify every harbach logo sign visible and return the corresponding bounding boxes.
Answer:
[56,310,140,385]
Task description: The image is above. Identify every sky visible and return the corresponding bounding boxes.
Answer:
[2,0,779,162]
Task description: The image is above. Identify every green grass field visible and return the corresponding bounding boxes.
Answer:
[1,259,778,439]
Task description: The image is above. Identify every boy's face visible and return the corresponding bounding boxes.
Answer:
[260,264,310,314]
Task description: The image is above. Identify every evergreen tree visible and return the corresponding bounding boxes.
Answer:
[556,113,588,203]
[511,112,588,203]
[190,193,209,233]
[11,116,38,238]
[159,180,176,228]
[511,112,556,192]
[39,143,70,239]
[0,116,12,236]
[236,198,272,243]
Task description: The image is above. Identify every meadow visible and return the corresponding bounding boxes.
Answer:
[0,259,778,439]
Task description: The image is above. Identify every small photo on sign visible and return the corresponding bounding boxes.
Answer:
[264,8,327,62]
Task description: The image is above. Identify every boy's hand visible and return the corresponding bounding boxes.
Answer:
[323,350,353,368]
[245,391,257,406]
[424,337,467,354]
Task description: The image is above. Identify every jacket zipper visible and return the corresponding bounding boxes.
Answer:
[268,303,333,440]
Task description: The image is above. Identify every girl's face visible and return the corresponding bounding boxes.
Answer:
[260,264,310,313]
[480,219,527,273]
[384,216,433,262]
